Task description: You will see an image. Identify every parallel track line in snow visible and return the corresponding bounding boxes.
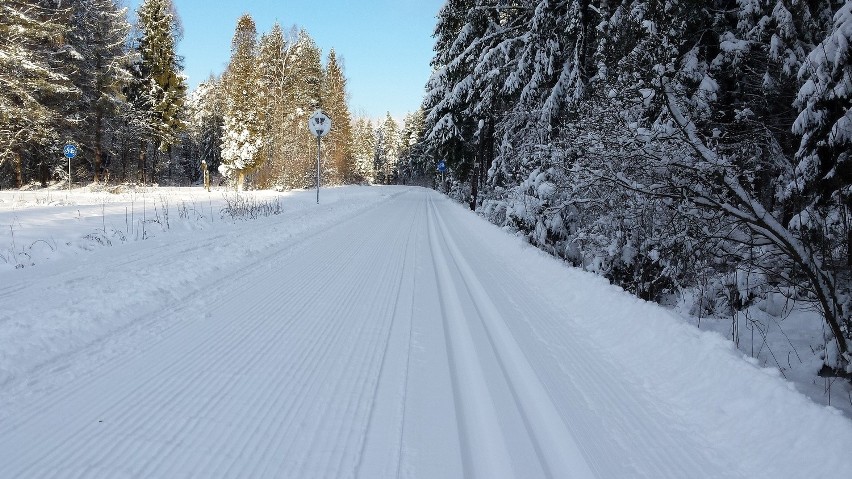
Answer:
[429,193,596,479]
[426,194,515,479]
[352,192,422,479]
[153,198,410,477]
[1,191,414,477]
[226,192,418,478]
[0,190,406,411]
[304,200,416,477]
[435,194,741,478]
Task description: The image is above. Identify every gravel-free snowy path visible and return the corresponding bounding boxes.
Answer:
[1,187,851,478]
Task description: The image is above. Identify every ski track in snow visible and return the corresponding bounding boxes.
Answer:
[0,187,851,478]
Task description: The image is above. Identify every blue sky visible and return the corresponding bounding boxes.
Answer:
[125,0,444,121]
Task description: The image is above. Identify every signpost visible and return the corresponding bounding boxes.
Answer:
[437,160,447,188]
[63,144,77,192]
[308,110,332,204]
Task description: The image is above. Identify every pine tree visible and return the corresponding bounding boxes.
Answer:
[377,113,401,184]
[255,23,290,188]
[323,49,353,184]
[351,117,376,183]
[219,13,262,191]
[398,110,426,185]
[287,30,324,187]
[422,0,479,184]
[0,1,75,188]
[68,0,132,183]
[792,1,852,205]
[187,75,224,181]
[134,0,187,183]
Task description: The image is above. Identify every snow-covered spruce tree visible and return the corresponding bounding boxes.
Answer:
[593,0,852,368]
[254,23,290,188]
[465,1,649,287]
[398,110,427,185]
[286,29,324,188]
[67,0,132,183]
[0,1,75,188]
[791,2,852,205]
[186,76,224,183]
[133,0,187,184]
[351,117,376,184]
[786,1,852,369]
[323,49,353,184]
[421,0,480,197]
[219,14,263,191]
[376,113,401,184]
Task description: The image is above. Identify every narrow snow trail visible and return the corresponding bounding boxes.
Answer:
[1,187,851,478]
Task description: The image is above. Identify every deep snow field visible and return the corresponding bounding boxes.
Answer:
[1,184,851,478]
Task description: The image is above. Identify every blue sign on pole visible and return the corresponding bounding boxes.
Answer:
[63,144,77,159]
[437,160,447,172]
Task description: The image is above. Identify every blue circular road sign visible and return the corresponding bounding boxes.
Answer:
[437,161,447,172]
[63,144,77,159]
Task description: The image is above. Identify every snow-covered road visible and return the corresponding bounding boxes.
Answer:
[1,187,851,478]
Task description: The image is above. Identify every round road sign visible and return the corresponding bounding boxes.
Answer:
[308,110,332,138]
[64,144,77,159]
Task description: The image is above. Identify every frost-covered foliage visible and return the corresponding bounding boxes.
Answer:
[134,0,187,153]
[219,14,263,191]
[418,0,852,369]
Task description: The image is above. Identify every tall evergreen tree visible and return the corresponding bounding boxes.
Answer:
[133,0,186,183]
[351,117,376,183]
[68,0,132,183]
[187,75,224,181]
[255,23,290,188]
[287,30,324,188]
[323,49,353,184]
[791,1,852,204]
[219,13,262,191]
[376,113,401,184]
[0,1,75,188]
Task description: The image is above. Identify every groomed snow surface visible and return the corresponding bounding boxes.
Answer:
[1,185,851,478]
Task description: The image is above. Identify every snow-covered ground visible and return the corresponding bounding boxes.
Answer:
[1,185,851,477]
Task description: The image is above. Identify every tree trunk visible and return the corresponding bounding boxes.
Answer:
[94,110,103,183]
[151,148,159,185]
[138,141,147,185]
[14,150,23,188]
[39,154,49,187]
[120,145,128,183]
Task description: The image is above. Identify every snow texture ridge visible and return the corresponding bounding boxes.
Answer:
[0,186,850,478]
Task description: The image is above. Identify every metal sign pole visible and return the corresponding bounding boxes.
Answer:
[316,136,321,204]
[63,144,77,193]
